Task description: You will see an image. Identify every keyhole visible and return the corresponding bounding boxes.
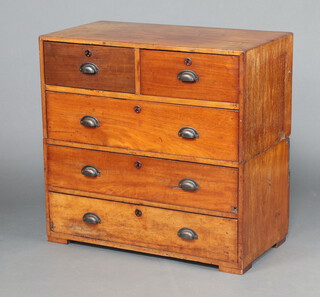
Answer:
[135,209,142,217]
[184,57,192,66]
[134,105,141,113]
[85,49,92,57]
[135,161,142,169]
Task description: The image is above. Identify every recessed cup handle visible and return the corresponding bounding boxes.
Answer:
[178,228,198,240]
[80,62,99,74]
[178,127,199,139]
[82,213,101,224]
[179,178,199,191]
[80,116,100,128]
[177,70,199,82]
[81,165,100,177]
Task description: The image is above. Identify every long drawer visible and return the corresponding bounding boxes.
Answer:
[47,144,238,214]
[49,192,238,262]
[46,92,239,162]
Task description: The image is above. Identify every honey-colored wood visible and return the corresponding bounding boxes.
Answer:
[240,34,293,161]
[46,92,239,161]
[236,53,246,272]
[39,39,47,138]
[240,140,289,267]
[219,263,252,275]
[40,21,290,55]
[140,50,239,102]
[46,231,240,269]
[45,138,239,168]
[272,236,286,248]
[48,187,238,218]
[43,42,135,93]
[46,144,238,214]
[45,85,240,109]
[40,41,53,239]
[40,22,293,274]
[48,236,69,244]
[134,48,141,94]
[283,37,293,136]
[49,192,238,263]
[42,140,51,236]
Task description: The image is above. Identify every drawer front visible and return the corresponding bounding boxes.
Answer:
[46,92,238,161]
[140,50,239,102]
[47,145,238,214]
[43,42,135,93]
[49,192,238,262]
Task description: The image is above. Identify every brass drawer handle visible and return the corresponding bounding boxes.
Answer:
[178,127,199,139]
[178,228,198,240]
[80,62,99,74]
[81,165,100,177]
[177,70,199,83]
[179,178,199,191]
[82,213,101,224]
[80,115,100,128]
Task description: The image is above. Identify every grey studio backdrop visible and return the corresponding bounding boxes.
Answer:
[0,0,319,296]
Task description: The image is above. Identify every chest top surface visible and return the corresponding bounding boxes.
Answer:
[40,21,291,54]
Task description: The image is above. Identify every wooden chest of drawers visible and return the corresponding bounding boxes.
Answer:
[39,21,293,274]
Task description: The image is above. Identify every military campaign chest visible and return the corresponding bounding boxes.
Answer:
[39,21,293,274]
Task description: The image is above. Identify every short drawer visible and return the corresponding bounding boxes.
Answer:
[140,50,239,102]
[43,42,135,93]
[47,145,238,215]
[49,192,238,262]
[46,92,238,162]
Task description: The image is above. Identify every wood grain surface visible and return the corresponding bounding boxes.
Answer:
[45,138,239,168]
[47,187,238,218]
[240,34,293,161]
[45,85,240,109]
[46,92,239,162]
[241,140,289,267]
[41,21,290,54]
[44,42,135,93]
[49,192,238,262]
[46,144,238,214]
[140,50,239,102]
[39,22,293,274]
